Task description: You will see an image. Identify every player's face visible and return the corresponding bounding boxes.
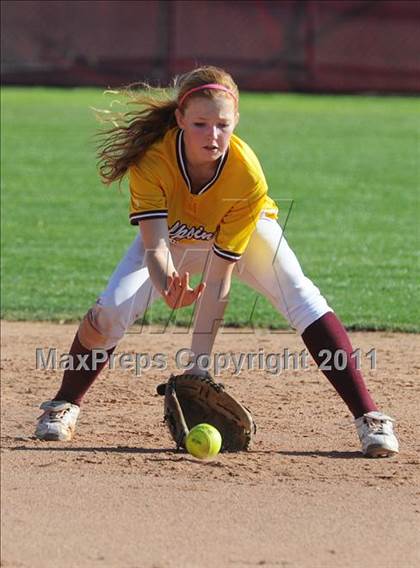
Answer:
[176,96,238,166]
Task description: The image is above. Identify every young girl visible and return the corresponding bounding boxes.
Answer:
[35,66,398,458]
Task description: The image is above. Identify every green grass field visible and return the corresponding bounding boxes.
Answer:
[1,88,419,331]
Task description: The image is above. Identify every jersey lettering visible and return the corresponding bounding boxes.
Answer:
[168,220,215,243]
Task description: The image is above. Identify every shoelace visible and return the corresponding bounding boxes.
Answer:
[363,416,391,435]
[39,407,70,423]
[340,414,394,431]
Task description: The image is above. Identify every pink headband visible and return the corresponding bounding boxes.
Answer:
[178,83,237,108]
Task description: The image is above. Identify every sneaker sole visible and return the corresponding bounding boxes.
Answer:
[364,444,398,458]
[38,433,73,442]
[35,427,74,442]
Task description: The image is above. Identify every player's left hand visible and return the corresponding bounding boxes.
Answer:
[162,272,206,309]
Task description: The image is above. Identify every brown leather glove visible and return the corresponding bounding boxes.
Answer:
[157,373,256,452]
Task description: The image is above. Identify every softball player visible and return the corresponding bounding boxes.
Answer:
[35,66,398,457]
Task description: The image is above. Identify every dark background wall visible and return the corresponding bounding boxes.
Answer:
[2,0,419,93]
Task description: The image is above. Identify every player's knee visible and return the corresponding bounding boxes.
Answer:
[284,282,332,334]
[77,304,129,350]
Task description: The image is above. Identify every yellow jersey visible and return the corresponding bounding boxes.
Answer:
[129,128,278,262]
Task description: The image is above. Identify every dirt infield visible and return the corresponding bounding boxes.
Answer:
[1,321,419,568]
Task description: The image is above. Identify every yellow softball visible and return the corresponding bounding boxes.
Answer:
[185,423,222,459]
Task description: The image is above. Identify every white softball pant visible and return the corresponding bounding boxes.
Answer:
[80,216,332,350]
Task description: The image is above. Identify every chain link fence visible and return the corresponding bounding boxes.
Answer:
[2,0,419,92]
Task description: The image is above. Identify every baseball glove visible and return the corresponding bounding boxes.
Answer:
[156,373,256,452]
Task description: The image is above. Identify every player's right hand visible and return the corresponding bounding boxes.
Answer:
[162,272,206,309]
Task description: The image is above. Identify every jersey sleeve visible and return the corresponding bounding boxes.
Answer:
[213,182,267,262]
[128,160,168,225]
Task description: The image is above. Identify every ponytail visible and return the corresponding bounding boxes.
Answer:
[96,85,178,185]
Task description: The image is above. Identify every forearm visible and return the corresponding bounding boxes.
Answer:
[139,219,176,295]
[145,248,176,294]
[188,274,231,373]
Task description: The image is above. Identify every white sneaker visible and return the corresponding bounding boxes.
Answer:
[35,400,80,441]
[355,411,399,457]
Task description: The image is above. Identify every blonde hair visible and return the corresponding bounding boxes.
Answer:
[96,66,239,185]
